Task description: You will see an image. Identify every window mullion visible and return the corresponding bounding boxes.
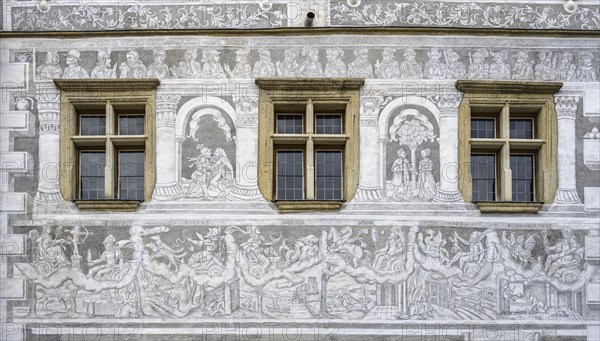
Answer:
[105,101,116,199]
[500,141,512,201]
[306,100,315,199]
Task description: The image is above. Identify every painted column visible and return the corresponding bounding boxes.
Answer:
[431,94,463,202]
[34,84,63,204]
[226,94,262,200]
[356,92,390,201]
[553,95,581,204]
[153,94,183,201]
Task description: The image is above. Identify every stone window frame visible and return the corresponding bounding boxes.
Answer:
[456,80,561,213]
[255,78,364,212]
[54,79,159,211]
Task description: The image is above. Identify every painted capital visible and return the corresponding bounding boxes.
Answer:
[360,90,391,119]
[233,94,259,127]
[554,96,579,119]
[428,94,463,117]
[36,92,60,134]
[156,94,181,127]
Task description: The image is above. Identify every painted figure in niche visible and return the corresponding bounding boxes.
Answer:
[348,48,374,78]
[224,48,252,78]
[299,47,323,77]
[416,148,437,201]
[576,51,598,81]
[444,49,466,79]
[37,51,62,80]
[399,48,423,78]
[390,148,411,200]
[424,48,447,79]
[542,228,583,280]
[253,49,276,77]
[185,144,234,199]
[202,49,227,79]
[534,51,556,81]
[372,226,405,272]
[119,51,146,78]
[171,49,202,79]
[388,109,437,201]
[324,48,347,77]
[146,48,169,79]
[556,52,576,81]
[91,50,117,79]
[512,51,534,80]
[87,234,124,279]
[489,51,511,79]
[375,48,400,78]
[276,49,300,77]
[467,49,489,79]
[62,49,89,79]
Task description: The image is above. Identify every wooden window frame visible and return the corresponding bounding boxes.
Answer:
[54,79,159,211]
[456,80,561,213]
[256,78,363,212]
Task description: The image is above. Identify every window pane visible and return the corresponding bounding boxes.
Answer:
[119,151,145,200]
[470,118,495,138]
[316,151,342,200]
[276,151,304,200]
[316,114,342,134]
[80,116,106,136]
[276,115,303,134]
[471,154,496,201]
[119,115,145,135]
[80,151,105,199]
[511,154,534,202]
[510,119,533,139]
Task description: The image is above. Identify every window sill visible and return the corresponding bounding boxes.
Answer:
[475,201,543,213]
[74,199,141,212]
[274,200,343,213]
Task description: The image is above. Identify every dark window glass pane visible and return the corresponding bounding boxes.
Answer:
[119,151,145,200]
[316,114,342,134]
[470,118,495,138]
[510,119,533,139]
[119,115,145,135]
[80,116,106,136]
[316,151,342,200]
[471,154,496,201]
[276,151,303,200]
[80,151,105,199]
[511,154,534,202]
[276,115,303,134]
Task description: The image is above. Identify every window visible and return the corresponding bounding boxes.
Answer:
[54,79,159,210]
[256,79,363,212]
[457,80,560,213]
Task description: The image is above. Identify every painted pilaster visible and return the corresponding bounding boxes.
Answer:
[33,84,63,205]
[226,94,262,200]
[553,95,581,205]
[153,93,183,201]
[430,94,463,202]
[356,91,390,201]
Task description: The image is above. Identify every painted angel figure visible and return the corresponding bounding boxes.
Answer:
[276,49,300,77]
[119,50,147,78]
[375,48,400,78]
[37,51,62,80]
[171,49,202,79]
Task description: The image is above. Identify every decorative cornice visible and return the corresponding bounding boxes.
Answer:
[256,78,365,91]
[156,94,181,125]
[54,79,160,92]
[428,94,463,115]
[456,80,563,94]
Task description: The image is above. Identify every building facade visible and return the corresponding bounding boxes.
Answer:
[1,0,599,340]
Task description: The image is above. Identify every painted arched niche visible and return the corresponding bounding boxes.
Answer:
[175,96,237,200]
[377,96,441,202]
